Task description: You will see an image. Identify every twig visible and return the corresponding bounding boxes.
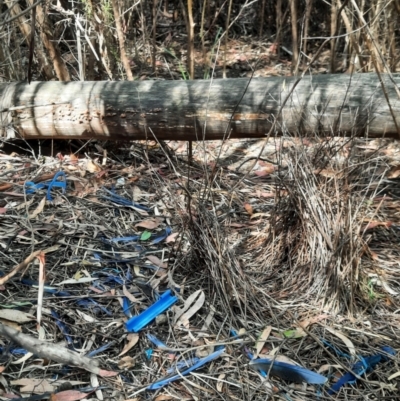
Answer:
[0,323,116,377]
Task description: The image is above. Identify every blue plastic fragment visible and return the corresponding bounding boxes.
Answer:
[87,341,115,357]
[51,310,74,345]
[165,357,200,375]
[109,227,172,245]
[145,349,153,360]
[146,333,168,350]
[230,328,267,377]
[0,347,28,355]
[110,235,140,243]
[125,290,178,332]
[249,358,328,384]
[101,187,149,211]
[25,171,67,201]
[76,298,112,316]
[147,347,225,390]
[328,346,395,394]
[151,227,172,244]
[122,297,132,318]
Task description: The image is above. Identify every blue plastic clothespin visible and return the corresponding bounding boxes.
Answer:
[25,171,67,201]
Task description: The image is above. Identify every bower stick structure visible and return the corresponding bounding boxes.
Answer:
[0,74,399,141]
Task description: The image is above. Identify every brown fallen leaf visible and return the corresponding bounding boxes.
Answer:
[244,203,253,215]
[362,221,392,231]
[119,333,139,357]
[50,390,92,401]
[387,165,400,179]
[146,255,167,268]
[165,232,179,243]
[135,218,162,230]
[11,378,55,393]
[118,356,136,370]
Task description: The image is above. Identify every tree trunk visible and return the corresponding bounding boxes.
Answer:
[0,74,400,141]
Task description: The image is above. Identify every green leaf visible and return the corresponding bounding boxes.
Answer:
[281,329,305,339]
[140,231,152,241]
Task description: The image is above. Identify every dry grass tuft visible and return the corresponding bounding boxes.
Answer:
[180,136,399,318]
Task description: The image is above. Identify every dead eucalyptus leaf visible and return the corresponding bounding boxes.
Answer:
[176,290,205,328]
[323,326,356,356]
[255,326,271,358]
[28,196,46,219]
[119,333,139,357]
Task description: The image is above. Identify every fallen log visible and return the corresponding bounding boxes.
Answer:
[0,74,399,141]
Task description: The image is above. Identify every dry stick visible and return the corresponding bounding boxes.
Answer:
[187,0,195,79]
[111,0,134,81]
[302,0,313,67]
[222,0,233,79]
[330,0,337,73]
[290,0,299,74]
[0,250,42,285]
[200,0,208,74]
[27,4,35,84]
[186,0,194,163]
[0,323,117,377]
[0,0,43,28]
[350,0,400,139]
[258,0,266,38]
[151,0,157,74]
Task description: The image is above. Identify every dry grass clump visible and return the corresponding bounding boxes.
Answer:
[180,136,398,319]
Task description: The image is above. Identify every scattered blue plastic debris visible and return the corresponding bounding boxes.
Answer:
[25,171,67,201]
[328,346,395,394]
[0,347,28,356]
[20,279,112,315]
[101,187,149,211]
[249,358,328,384]
[146,333,168,350]
[147,347,225,390]
[109,227,172,245]
[20,279,71,297]
[51,310,74,345]
[165,357,200,375]
[145,349,153,360]
[125,289,178,332]
[76,298,112,316]
[86,341,115,358]
[230,328,267,377]
[122,297,132,318]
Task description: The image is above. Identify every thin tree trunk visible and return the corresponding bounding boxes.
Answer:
[111,0,134,81]
[26,0,70,81]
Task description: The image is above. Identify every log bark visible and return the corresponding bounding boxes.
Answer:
[0,74,400,141]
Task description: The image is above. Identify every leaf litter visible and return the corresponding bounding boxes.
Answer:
[0,138,399,400]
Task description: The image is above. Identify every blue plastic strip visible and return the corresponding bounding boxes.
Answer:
[122,297,132,318]
[147,347,225,390]
[87,341,115,357]
[328,346,396,394]
[165,357,200,374]
[24,171,67,201]
[51,310,74,345]
[146,333,168,350]
[125,290,178,332]
[249,358,328,385]
[230,328,267,377]
[101,187,149,211]
[46,171,67,201]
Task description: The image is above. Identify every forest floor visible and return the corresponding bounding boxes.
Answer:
[1,21,400,400]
